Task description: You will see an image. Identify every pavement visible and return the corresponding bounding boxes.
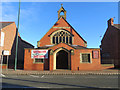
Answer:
[1,69,120,75]
[2,74,119,89]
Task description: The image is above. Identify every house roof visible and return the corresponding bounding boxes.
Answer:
[0,22,34,53]
[113,24,120,30]
[19,37,34,47]
[37,45,52,49]
[0,22,14,30]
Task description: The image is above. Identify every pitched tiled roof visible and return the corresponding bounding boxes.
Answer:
[113,24,120,29]
[19,37,34,47]
[71,45,87,49]
[38,44,87,49]
[38,45,54,49]
[0,22,14,30]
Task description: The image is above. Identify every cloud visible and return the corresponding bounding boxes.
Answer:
[1,2,18,22]
[1,2,36,22]
[20,7,34,19]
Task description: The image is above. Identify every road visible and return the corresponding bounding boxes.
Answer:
[1,74,119,89]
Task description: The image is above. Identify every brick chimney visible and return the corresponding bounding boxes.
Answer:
[107,18,114,27]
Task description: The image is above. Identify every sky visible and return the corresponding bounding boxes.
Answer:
[1,2,118,48]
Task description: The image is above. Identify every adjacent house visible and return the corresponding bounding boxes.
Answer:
[24,5,101,71]
[101,18,120,68]
[0,22,34,69]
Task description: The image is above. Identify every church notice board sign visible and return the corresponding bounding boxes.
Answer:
[31,50,48,59]
[92,51,99,59]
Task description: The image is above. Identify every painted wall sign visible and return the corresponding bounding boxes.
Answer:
[92,51,99,59]
[31,50,48,59]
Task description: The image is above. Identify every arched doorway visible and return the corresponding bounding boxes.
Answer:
[56,50,68,69]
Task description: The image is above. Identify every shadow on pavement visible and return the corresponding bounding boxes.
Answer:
[2,77,119,90]
[2,82,34,88]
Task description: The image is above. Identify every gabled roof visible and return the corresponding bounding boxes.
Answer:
[0,22,14,30]
[71,45,87,49]
[53,17,87,43]
[101,24,120,43]
[20,37,34,47]
[113,24,120,30]
[38,42,75,49]
[38,42,87,49]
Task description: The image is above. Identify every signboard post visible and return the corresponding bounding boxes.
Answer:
[1,51,3,75]
[31,50,48,59]
[6,56,9,70]
[2,50,9,70]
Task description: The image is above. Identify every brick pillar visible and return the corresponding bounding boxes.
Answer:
[49,55,53,71]
[71,54,74,71]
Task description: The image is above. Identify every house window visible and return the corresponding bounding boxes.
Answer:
[34,58,44,63]
[51,30,73,45]
[80,53,91,63]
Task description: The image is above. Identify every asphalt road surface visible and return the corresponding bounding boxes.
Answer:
[1,74,119,89]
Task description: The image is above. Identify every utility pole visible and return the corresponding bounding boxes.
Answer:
[14,0,21,70]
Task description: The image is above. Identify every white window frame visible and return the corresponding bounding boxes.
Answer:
[50,29,73,45]
[33,58,44,64]
[80,53,92,63]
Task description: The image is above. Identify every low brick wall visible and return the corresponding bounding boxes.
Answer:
[1,64,7,69]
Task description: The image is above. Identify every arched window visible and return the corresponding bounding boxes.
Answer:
[51,30,73,45]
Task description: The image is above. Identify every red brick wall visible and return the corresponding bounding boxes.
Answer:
[24,46,101,71]
[38,18,86,47]
[72,49,101,71]
[24,49,44,70]
[49,43,101,71]
[49,54,53,71]
[0,64,7,69]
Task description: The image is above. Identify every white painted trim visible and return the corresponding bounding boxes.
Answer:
[53,48,70,70]
[80,53,92,63]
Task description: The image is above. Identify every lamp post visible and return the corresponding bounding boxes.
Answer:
[14,0,21,70]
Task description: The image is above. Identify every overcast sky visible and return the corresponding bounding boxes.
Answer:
[1,2,118,48]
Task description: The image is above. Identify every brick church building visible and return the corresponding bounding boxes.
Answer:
[24,5,101,71]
